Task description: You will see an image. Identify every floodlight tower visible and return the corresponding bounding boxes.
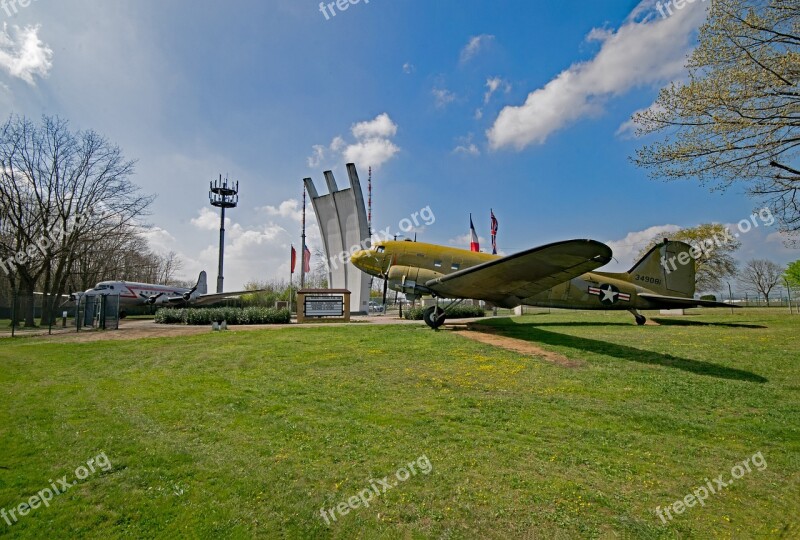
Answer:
[209,175,239,294]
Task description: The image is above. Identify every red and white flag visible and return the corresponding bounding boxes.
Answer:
[303,245,311,273]
[490,209,498,255]
[291,245,297,274]
[469,215,480,252]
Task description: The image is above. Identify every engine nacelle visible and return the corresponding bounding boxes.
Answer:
[387,265,442,299]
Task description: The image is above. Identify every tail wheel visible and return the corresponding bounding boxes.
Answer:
[423,306,446,329]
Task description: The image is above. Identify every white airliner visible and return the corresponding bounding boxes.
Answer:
[66,271,258,317]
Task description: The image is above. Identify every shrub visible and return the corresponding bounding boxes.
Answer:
[700,294,717,301]
[403,304,486,320]
[154,308,187,324]
[155,307,290,325]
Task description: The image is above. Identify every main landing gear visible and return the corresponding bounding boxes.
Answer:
[423,306,446,329]
[629,308,647,326]
[423,298,466,329]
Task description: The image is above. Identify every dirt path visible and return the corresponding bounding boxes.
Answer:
[448,323,583,367]
[1,317,427,343]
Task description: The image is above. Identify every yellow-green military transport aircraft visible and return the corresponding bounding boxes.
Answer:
[350,238,734,329]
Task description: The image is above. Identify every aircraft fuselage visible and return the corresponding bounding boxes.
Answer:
[351,240,672,311]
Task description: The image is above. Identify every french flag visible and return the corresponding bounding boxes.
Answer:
[469,215,480,252]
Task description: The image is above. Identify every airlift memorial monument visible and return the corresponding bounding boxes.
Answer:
[302,163,371,316]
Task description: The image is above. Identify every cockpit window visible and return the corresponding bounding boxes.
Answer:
[376,246,385,253]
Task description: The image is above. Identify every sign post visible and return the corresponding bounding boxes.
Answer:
[296,289,351,324]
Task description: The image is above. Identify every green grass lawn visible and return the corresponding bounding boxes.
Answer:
[0,309,797,538]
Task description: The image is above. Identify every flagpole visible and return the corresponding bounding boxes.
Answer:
[301,184,306,290]
[290,245,294,314]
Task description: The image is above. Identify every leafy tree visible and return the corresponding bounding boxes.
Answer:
[633,0,800,237]
[739,259,785,305]
[638,223,740,291]
[784,259,800,288]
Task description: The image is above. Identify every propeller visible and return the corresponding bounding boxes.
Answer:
[140,292,165,305]
[380,255,395,307]
[182,284,199,302]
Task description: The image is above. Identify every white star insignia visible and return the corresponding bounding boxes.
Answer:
[601,286,618,302]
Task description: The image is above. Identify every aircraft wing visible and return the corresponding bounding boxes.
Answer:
[169,289,266,307]
[424,239,612,308]
[638,293,740,309]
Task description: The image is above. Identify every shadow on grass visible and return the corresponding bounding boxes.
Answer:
[650,318,767,329]
[492,321,635,327]
[479,323,768,383]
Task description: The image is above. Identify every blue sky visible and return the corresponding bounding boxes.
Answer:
[1,0,796,291]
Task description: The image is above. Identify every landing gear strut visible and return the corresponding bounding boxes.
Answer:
[423,298,466,329]
[629,309,646,326]
[423,306,446,329]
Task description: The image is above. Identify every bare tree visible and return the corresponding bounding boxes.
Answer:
[0,115,153,325]
[633,0,800,237]
[157,251,184,285]
[740,259,785,305]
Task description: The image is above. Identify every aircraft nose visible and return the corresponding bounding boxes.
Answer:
[350,249,370,270]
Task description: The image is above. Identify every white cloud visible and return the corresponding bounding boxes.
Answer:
[460,34,495,63]
[191,207,229,231]
[453,143,480,156]
[330,135,346,152]
[432,87,456,109]
[453,133,480,156]
[343,138,400,170]
[351,113,398,139]
[449,233,487,250]
[402,62,415,74]
[484,77,510,104]
[0,24,53,85]
[307,144,326,168]
[474,108,483,120]
[263,199,304,222]
[487,0,707,150]
[138,226,177,255]
[307,113,400,171]
[161,204,322,289]
[617,101,668,138]
[605,224,681,270]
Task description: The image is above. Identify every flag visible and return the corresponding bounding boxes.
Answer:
[290,245,297,274]
[490,209,498,255]
[303,245,311,273]
[469,215,480,252]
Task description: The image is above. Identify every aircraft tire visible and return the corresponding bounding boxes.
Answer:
[635,315,646,326]
[423,306,446,329]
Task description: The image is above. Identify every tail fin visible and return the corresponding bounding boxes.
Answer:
[196,271,208,295]
[628,240,695,298]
